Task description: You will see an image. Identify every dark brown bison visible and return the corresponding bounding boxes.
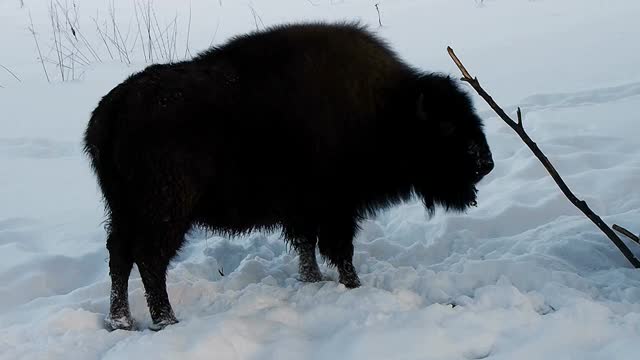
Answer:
[84,22,494,331]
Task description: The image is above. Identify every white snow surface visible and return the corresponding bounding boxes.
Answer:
[1,1,640,359]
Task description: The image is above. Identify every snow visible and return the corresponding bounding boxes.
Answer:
[1,0,640,359]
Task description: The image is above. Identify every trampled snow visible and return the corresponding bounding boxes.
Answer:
[1,1,639,359]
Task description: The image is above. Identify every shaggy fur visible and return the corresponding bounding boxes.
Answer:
[84,22,494,330]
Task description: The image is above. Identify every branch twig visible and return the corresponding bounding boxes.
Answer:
[184,2,192,58]
[374,3,383,27]
[447,46,640,268]
[613,225,640,245]
[28,10,50,83]
[0,64,21,82]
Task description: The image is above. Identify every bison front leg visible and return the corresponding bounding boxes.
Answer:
[334,249,361,289]
[297,241,323,283]
[318,218,361,289]
[282,224,324,283]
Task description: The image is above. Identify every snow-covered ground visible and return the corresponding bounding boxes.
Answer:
[1,1,640,359]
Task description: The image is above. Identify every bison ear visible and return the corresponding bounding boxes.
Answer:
[416,93,456,136]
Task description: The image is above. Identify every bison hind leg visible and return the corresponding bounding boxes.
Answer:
[317,217,361,289]
[134,220,189,331]
[127,161,201,330]
[105,222,136,331]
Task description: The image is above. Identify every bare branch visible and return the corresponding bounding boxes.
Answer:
[447,47,472,80]
[374,3,383,27]
[447,46,640,268]
[517,107,523,127]
[151,6,170,60]
[0,64,21,82]
[49,0,66,81]
[613,225,640,245]
[209,18,221,47]
[184,2,192,58]
[92,16,115,61]
[28,10,50,83]
[133,2,146,62]
[147,0,152,62]
[248,4,264,31]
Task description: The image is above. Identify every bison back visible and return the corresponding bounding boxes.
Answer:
[85,22,419,231]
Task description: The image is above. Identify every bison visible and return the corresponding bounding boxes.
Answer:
[84,22,494,331]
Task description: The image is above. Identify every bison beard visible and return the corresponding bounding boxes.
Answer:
[84,22,494,331]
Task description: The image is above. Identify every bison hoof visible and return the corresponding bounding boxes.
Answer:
[105,314,136,331]
[299,271,323,283]
[340,276,361,289]
[149,317,179,331]
[338,262,361,288]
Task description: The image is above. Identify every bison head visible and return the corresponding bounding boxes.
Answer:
[414,75,494,212]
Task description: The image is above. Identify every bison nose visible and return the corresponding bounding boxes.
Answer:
[477,158,494,178]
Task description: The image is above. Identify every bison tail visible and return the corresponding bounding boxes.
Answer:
[84,97,122,219]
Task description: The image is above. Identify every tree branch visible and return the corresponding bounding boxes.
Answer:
[0,64,21,82]
[447,46,640,269]
[613,224,640,245]
[375,3,383,27]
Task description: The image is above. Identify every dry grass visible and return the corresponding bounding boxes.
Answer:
[27,0,197,82]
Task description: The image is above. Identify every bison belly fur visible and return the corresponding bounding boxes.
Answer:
[84,22,494,331]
